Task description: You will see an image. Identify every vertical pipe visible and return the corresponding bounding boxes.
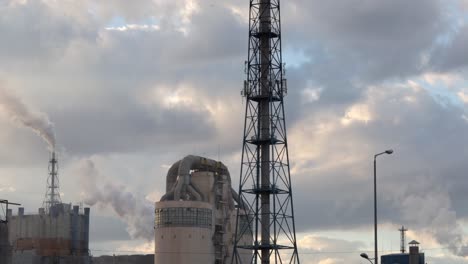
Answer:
[374,157,378,264]
[84,208,90,255]
[72,206,79,255]
[259,0,271,263]
[50,152,56,208]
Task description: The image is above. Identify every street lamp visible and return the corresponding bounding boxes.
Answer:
[373,149,393,264]
[360,253,374,264]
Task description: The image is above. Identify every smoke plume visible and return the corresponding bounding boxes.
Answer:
[0,86,56,149]
[395,180,468,257]
[76,159,154,241]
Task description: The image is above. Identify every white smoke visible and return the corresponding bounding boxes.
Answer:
[76,159,154,241]
[394,179,468,256]
[0,86,56,149]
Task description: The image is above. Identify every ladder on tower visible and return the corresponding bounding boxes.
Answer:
[214,173,230,264]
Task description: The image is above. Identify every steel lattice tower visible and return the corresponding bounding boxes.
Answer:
[43,151,61,212]
[232,0,300,263]
[399,226,408,253]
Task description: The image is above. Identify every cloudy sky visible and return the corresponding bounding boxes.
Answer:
[1,0,468,263]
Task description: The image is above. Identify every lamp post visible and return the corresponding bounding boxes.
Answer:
[373,149,393,264]
[360,253,374,264]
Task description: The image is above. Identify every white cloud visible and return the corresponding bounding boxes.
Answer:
[302,87,323,103]
[423,72,462,86]
[341,104,373,125]
[105,24,160,32]
[318,258,343,264]
[0,185,16,192]
[458,91,468,104]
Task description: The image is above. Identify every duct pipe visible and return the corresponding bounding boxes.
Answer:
[165,160,181,193]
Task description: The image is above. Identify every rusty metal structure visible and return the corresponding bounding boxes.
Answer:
[232,0,300,263]
[7,204,90,262]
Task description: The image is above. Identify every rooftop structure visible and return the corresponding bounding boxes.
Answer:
[381,230,425,264]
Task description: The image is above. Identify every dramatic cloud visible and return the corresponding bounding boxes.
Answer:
[1,0,468,263]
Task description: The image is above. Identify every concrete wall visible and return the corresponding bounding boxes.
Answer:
[93,255,154,264]
[7,203,90,257]
[12,251,92,264]
[154,201,214,264]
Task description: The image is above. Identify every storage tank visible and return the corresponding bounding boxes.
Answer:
[155,155,251,264]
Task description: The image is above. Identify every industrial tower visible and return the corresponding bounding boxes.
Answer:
[399,226,408,253]
[43,151,61,212]
[232,0,300,263]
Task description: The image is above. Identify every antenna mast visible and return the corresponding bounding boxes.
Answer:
[232,0,300,263]
[399,225,408,253]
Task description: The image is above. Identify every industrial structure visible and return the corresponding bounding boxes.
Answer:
[380,227,425,264]
[232,0,300,263]
[43,152,62,212]
[1,200,20,264]
[399,226,408,253]
[154,155,251,264]
[381,241,425,264]
[5,152,91,264]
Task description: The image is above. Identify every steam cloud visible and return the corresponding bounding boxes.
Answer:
[77,159,154,241]
[0,86,56,149]
[396,182,468,257]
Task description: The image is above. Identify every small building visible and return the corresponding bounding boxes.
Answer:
[381,240,425,264]
[7,203,91,264]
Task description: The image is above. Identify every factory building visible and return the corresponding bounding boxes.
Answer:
[381,240,425,264]
[1,152,92,264]
[154,155,251,264]
[7,203,91,264]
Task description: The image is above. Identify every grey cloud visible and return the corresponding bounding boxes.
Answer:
[286,0,446,81]
[290,81,468,255]
[52,101,216,155]
[431,25,468,71]
[0,0,97,66]
[1,0,468,261]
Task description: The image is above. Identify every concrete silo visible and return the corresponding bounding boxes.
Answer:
[154,155,251,264]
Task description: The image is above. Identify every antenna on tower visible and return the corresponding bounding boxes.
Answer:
[43,151,61,213]
[232,0,300,263]
[399,225,408,253]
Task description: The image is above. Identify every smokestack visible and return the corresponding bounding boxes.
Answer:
[43,151,62,212]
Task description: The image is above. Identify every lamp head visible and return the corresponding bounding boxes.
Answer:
[385,149,393,154]
[360,253,369,259]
